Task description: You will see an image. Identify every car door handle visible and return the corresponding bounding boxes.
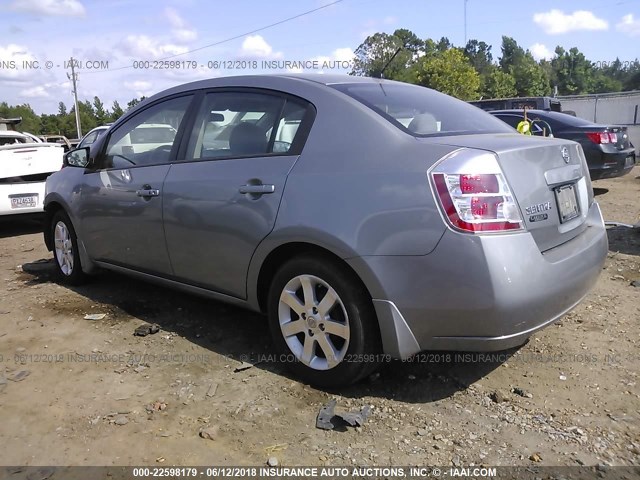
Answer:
[239,184,275,194]
[136,188,160,197]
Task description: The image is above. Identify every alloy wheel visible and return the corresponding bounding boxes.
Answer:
[278,274,350,370]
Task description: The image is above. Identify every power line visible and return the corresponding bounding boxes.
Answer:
[84,0,344,74]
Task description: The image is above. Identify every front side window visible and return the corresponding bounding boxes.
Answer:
[103,95,192,169]
[333,83,514,137]
[186,91,308,160]
[79,130,99,148]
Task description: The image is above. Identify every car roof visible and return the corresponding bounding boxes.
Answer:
[0,131,27,137]
[142,74,401,100]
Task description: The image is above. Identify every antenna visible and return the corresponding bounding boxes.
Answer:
[464,0,469,45]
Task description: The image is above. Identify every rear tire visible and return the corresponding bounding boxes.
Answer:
[267,255,381,388]
[51,210,87,285]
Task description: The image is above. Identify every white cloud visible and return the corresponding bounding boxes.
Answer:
[332,47,355,62]
[305,47,354,73]
[240,35,282,58]
[117,35,189,59]
[533,9,608,34]
[124,80,153,98]
[10,0,86,17]
[529,43,554,61]
[616,13,640,37]
[0,43,38,80]
[20,85,50,98]
[164,7,197,43]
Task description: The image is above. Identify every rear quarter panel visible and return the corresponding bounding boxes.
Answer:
[261,79,456,258]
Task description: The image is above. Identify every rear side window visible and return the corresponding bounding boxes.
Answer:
[0,135,28,145]
[494,114,546,135]
[538,111,596,130]
[186,91,309,160]
[333,83,513,137]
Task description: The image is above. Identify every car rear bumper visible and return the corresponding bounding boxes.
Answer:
[0,182,46,216]
[350,201,608,358]
[589,150,636,180]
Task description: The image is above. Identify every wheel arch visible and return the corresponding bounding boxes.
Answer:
[43,197,97,274]
[43,200,66,251]
[251,240,380,315]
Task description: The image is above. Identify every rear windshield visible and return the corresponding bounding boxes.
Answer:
[0,135,28,145]
[332,83,514,137]
[535,111,596,127]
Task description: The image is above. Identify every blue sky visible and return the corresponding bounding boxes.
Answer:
[1,0,639,114]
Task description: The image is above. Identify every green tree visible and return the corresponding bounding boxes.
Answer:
[350,31,418,80]
[481,67,517,98]
[464,39,493,75]
[0,103,41,133]
[499,36,549,96]
[551,46,595,95]
[93,96,107,125]
[110,100,124,122]
[126,97,146,110]
[414,48,480,100]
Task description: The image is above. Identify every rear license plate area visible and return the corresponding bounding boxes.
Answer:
[9,194,38,209]
[555,184,580,223]
[624,155,635,168]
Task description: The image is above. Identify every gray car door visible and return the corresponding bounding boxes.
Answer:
[78,95,194,275]
[162,90,312,298]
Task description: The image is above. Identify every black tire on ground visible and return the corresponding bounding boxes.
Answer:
[50,210,87,286]
[267,254,381,388]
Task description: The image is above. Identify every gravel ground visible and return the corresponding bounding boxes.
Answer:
[0,167,638,468]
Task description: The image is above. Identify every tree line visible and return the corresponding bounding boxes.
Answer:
[0,97,145,139]
[2,31,639,137]
[350,30,640,100]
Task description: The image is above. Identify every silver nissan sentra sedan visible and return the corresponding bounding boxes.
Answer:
[44,74,608,387]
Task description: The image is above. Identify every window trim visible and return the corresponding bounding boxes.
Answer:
[175,87,316,165]
[93,92,198,171]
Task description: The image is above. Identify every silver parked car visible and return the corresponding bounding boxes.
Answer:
[44,75,608,387]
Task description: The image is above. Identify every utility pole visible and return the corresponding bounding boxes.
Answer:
[67,57,82,139]
[464,0,469,45]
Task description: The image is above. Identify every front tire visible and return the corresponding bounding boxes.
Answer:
[51,211,87,285]
[267,255,381,387]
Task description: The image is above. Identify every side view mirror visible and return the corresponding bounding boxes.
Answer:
[64,147,91,168]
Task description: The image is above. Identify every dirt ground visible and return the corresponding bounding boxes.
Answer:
[0,167,639,469]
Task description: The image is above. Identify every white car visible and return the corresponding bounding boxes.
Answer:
[0,131,63,215]
[77,125,110,149]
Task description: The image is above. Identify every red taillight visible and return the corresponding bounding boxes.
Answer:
[432,174,522,233]
[471,196,502,217]
[460,174,499,193]
[586,132,616,144]
[430,150,524,233]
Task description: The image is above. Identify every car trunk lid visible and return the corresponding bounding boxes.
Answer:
[423,133,593,252]
[0,143,63,181]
